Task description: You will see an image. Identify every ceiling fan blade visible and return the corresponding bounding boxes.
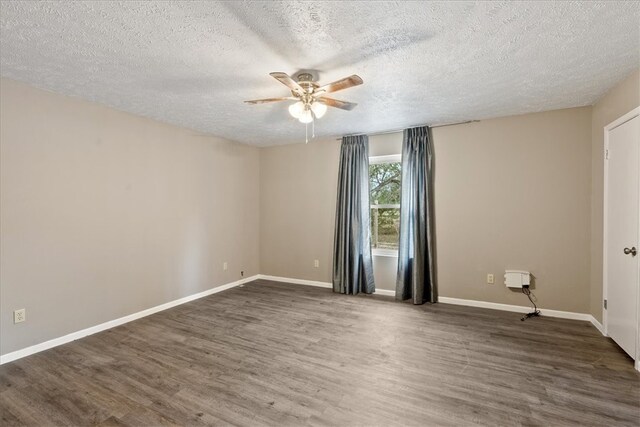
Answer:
[244,97,297,104]
[318,97,357,111]
[317,75,363,94]
[269,72,305,96]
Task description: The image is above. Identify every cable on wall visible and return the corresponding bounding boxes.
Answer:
[521,286,541,321]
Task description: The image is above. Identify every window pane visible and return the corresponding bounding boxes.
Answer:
[369,161,401,250]
[370,162,401,205]
[370,207,400,250]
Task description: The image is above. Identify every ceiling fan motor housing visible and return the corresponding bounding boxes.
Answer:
[295,73,318,95]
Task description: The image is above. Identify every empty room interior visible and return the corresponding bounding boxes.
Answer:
[1,1,640,426]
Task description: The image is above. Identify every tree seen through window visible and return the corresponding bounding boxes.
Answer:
[369,161,401,251]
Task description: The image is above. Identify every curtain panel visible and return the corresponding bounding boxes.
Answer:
[332,135,376,295]
[396,126,436,304]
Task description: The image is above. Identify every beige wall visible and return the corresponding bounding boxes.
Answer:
[435,108,592,312]
[590,69,640,322]
[259,138,339,283]
[260,107,594,313]
[0,78,260,355]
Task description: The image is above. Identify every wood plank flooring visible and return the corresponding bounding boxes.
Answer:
[1,279,639,426]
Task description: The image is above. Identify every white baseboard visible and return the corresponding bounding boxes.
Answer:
[438,296,592,322]
[0,275,259,365]
[257,275,396,297]
[258,274,332,288]
[589,316,605,335]
[374,289,395,297]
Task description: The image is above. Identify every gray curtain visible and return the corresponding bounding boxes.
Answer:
[333,135,375,295]
[396,126,436,304]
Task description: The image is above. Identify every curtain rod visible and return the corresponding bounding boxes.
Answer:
[335,120,479,140]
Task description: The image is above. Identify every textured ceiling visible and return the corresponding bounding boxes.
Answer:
[1,1,639,146]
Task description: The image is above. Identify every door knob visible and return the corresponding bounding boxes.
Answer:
[623,247,637,256]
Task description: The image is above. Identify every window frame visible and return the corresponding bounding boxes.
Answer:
[369,154,401,257]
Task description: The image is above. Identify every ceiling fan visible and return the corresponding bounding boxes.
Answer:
[245,72,363,141]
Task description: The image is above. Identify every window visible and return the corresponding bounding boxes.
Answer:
[369,155,401,255]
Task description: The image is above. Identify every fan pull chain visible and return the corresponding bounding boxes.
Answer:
[312,115,315,139]
[305,121,308,144]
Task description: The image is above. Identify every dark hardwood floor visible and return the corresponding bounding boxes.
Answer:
[1,279,638,426]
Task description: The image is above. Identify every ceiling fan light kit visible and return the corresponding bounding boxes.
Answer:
[311,102,327,119]
[288,101,305,119]
[298,109,313,124]
[246,71,363,143]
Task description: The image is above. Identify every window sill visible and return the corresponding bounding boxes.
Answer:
[372,249,399,258]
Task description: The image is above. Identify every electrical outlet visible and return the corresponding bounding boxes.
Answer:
[487,274,495,284]
[314,259,319,268]
[223,262,228,271]
[14,309,26,324]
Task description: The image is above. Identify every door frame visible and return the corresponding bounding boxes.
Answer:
[603,106,640,369]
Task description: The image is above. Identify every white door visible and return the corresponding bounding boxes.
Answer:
[606,114,639,359]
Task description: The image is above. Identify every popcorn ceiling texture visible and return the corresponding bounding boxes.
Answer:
[1,1,638,146]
